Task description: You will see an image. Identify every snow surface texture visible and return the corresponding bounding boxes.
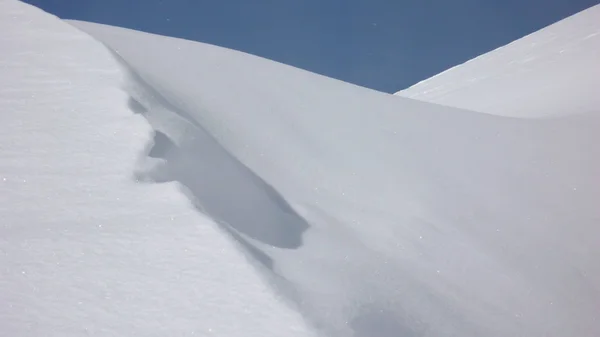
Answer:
[0,1,315,336]
[396,4,600,118]
[2,0,599,336]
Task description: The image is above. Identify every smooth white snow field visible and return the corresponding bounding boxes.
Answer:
[395,5,600,118]
[2,1,600,336]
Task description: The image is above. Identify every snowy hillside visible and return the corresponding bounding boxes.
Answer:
[2,0,600,336]
[68,14,600,337]
[0,1,314,336]
[395,4,600,118]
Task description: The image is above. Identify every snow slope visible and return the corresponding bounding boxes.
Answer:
[2,0,600,336]
[65,15,600,337]
[0,1,314,336]
[395,4,600,118]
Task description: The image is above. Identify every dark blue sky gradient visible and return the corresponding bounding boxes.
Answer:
[24,0,599,93]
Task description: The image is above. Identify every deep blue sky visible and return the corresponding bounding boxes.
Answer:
[25,0,599,93]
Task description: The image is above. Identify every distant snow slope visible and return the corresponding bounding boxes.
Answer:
[395,4,600,118]
[0,1,315,336]
[67,16,600,337]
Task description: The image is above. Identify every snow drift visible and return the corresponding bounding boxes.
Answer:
[66,14,600,337]
[2,0,599,335]
[0,1,314,336]
[396,4,600,118]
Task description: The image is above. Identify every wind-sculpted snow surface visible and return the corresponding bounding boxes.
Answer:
[0,1,315,337]
[396,4,600,118]
[69,19,600,337]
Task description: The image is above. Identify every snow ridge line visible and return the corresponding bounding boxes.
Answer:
[110,46,310,255]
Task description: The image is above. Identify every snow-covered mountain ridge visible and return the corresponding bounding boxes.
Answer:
[2,0,599,336]
[0,1,314,336]
[395,4,600,118]
[69,13,600,337]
